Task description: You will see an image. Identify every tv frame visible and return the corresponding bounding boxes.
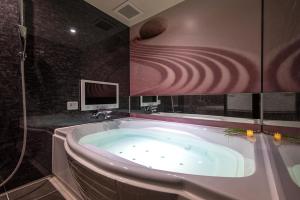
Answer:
[80,79,119,111]
[140,96,159,107]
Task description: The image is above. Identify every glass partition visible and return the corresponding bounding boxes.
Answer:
[263,93,300,121]
[131,93,259,121]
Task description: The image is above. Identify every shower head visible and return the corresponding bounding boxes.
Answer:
[17,24,27,39]
[17,24,27,60]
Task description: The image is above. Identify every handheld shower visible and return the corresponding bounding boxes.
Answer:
[17,24,27,60]
[0,0,28,188]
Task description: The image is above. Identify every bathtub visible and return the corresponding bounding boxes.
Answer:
[53,118,275,200]
[265,136,300,200]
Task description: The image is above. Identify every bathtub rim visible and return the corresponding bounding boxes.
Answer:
[58,117,277,200]
[265,136,300,199]
[67,118,256,180]
[64,140,207,200]
[65,137,248,200]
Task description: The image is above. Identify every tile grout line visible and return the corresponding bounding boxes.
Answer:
[2,185,9,200]
[4,192,9,200]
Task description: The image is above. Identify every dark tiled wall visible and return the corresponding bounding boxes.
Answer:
[0,0,24,188]
[1,0,130,191]
[25,0,130,115]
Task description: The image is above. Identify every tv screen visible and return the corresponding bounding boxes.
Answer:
[142,96,157,103]
[81,80,119,111]
[140,96,159,107]
[85,83,117,105]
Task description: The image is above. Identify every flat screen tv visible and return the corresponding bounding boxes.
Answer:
[81,80,119,111]
[140,96,159,107]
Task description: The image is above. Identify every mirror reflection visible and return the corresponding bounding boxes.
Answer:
[131,93,260,121]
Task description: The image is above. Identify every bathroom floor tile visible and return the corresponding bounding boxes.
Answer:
[5,178,64,200]
[40,191,65,200]
[0,186,5,195]
[0,195,8,200]
[0,155,47,191]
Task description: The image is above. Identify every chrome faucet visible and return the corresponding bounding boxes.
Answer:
[143,105,158,114]
[92,110,112,120]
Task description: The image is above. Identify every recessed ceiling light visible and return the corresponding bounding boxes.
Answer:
[70,28,76,34]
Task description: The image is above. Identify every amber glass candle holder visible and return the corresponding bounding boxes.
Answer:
[274,132,282,141]
[246,130,254,137]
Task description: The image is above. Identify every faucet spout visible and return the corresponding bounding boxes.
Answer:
[143,105,158,114]
[92,110,112,120]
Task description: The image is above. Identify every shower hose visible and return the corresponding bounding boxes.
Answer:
[0,0,28,188]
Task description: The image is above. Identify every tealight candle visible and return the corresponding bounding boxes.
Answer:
[274,132,282,141]
[246,130,254,137]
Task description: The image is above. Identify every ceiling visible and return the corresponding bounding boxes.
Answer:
[84,0,185,27]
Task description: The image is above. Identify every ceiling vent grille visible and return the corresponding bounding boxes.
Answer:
[115,2,143,20]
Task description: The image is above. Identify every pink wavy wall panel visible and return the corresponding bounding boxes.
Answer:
[264,39,300,92]
[262,0,300,138]
[131,40,259,96]
[263,0,300,92]
[130,0,261,96]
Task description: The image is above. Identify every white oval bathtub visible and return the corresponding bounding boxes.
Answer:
[78,127,251,177]
[59,118,273,200]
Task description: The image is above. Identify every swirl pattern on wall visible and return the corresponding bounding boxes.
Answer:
[264,38,300,92]
[130,39,259,96]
